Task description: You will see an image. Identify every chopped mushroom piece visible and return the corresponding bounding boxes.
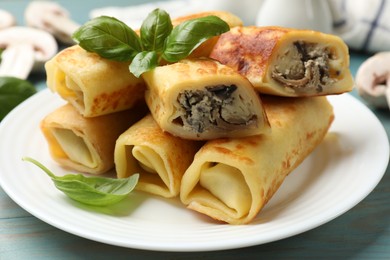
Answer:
[0,9,16,30]
[25,1,80,45]
[0,27,57,79]
[175,85,257,133]
[271,41,335,94]
[355,52,390,109]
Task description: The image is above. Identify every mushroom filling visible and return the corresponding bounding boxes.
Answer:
[174,85,257,133]
[271,41,336,93]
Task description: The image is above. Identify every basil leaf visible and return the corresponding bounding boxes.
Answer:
[23,157,139,206]
[0,77,36,121]
[74,11,230,76]
[0,48,4,62]
[129,51,158,78]
[73,16,142,62]
[162,16,229,62]
[140,8,172,52]
[52,174,139,206]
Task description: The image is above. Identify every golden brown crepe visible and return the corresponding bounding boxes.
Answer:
[210,26,354,97]
[45,45,146,117]
[180,96,334,224]
[114,114,201,198]
[142,58,270,140]
[41,103,146,174]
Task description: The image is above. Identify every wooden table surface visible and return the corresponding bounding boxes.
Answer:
[1,1,389,259]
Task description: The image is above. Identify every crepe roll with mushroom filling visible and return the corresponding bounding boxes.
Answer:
[180,96,334,224]
[115,114,201,198]
[45,45,146,117]
[142,58,270,140]
[41,103,147,174]
[210,26,354,97]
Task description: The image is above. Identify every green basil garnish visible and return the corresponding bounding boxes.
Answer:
[73,16,142,62]
[0,77,36,121]
[130,51,158,78]
[23,157,139,206]
[162,16,230,62]
[140,8,172,52]
[72,9,230,77]
[0,48,4,62]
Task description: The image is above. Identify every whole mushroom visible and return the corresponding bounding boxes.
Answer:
[0,9,16,29]
[0,27,58,79]
[25,1,80,45]
[355,52,390,109]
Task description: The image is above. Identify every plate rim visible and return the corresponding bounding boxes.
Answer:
[0,89,388,252]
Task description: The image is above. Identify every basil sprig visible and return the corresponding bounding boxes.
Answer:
[73,9,230,77]
[73,16,142,61]
[140,8,173,52]
[0,77,36,121]
[162,15,229,62]
[23,157,139,206]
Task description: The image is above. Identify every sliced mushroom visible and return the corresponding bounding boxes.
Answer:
[175,85,256,133]
[355,52,390,109]
[271,41,335,93]
[0,27,58,79]
[0,9,16,30]
[25,1,80,45]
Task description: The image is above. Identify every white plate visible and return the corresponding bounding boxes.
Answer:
[0,89,388,252]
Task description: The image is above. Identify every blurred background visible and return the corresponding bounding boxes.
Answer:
[1,0,382,86]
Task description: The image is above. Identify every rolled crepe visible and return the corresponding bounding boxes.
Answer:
[142,58,270,140]
[41,103,146,174]
[45,45,146,117]
[210,26,354,97]
[114,114,201,198]
[180,96,334,224]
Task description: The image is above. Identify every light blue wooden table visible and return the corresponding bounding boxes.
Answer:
[1,1,389,259]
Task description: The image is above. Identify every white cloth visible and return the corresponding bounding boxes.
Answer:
[328,0,390,53]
